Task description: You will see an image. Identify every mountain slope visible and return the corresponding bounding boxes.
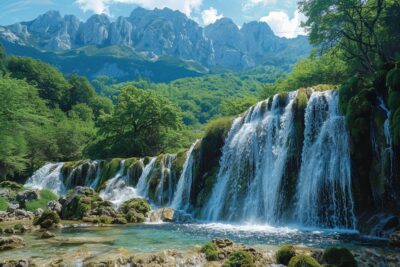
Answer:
[0,8,311,73]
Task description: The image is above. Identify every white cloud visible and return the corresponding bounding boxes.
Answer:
[201,7,223,26]
[260,10,306,38]
[75,0,202,16]
[249,0,277,5]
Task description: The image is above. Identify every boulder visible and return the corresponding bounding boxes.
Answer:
[389,231,400,247]
[41,231,55,239]
[34,208,44,216]
[33,209,61,229]
[47,200,62,214]
[7,202,19,213]
[0,236,25,251]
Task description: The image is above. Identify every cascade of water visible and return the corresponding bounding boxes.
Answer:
[155,154,176,205]
[378,97,394,182]
[170,141,199,211]
[83,160,100,187]
[294,90,356,229]
[167,154,177,204]
[25,163,65,195]
[135,157,157,197]
[99,160,138,208]
[202,92,298,223]
[89,161,102,190]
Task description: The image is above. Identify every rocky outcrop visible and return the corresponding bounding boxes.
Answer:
[33,209,61,229]
[0,8,311,70]
[120,198,151,223]
[0,235,25,251]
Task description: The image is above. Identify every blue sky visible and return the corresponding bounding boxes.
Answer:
[0,0,305,38]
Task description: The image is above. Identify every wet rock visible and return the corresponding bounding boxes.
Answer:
[33,209,61,229]
[13,224,31,234]
[41,231,55,239]
[0,235,25,251]
[389,231,400,247]
[4,228,15,234]
[47,200,62,214]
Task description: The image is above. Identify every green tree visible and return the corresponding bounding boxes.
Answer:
[299,0,400,73]
[88,86,183,158]
[0,44,6,75]
[89,95,114,119]
[7,57,71,109]
[0,77,49,180]
[67,74,96,108]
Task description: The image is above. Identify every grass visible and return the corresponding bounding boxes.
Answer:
[0,197,8,211]
[25,189,58,212]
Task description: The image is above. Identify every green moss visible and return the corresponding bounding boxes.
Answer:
[33,209,60,229]
[322,247,357,267]
[339,77,365,114]
[121,198,151,223]
[313,84,336,92]
[0,197,8,211]
[25,189,58,212]
[388,91,400,111]
[61,161,81,177]
[99,215,113,224]
[201,242,219,261]
[276,244,296,265]
[277,92,289,108]
[288,255,321,267]
[98,158,122,188]
[386,67,400,92]
[222,251,255,267]
[392,108,400,146]
[0,181,23,191]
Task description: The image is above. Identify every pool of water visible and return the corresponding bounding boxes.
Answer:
[0,222,391,261]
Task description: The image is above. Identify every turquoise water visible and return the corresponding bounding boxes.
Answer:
[0,223,390,261]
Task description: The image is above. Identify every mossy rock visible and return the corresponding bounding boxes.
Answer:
[386,67,400,92]
[201,242,219,261]
[33,209,60,229]
[120,198,151,223]
[98,158,123,188]
[288,255,321,267]
[393,108,400,146]
[0,181,23,191]
[276,244,296,265]
[222,251,255,267]
[322,247,357,267]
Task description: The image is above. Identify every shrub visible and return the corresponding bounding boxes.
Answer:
[288,255,321,267]
[386,67,400,92]
[25,189,58,212]
[322,247,357,267]
[222,251,255,267]
[276,244,296,265]
[201,242,219,261]
[0,197,8,211]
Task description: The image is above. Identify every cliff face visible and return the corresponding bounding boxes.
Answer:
[0,8,311,70]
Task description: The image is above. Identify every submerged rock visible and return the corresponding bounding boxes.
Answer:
[0,235,25,251]
[41,230,55,239]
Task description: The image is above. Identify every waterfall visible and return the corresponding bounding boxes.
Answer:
[202,92,298,222]
[135,157,157,197]
[378,97,394,182]
[89,161,102,189]
[155,154,176,205]
[170,141,199,211]
[99,160,138,208]
[25,163,65,195]
[294,90,356,229]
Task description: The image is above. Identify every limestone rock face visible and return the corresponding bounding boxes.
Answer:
[78,14,110,45]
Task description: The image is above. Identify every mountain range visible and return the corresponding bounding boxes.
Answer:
[0,8,311,82]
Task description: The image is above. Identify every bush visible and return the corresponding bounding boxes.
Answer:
[0,197,8,211]
[276,244,296,265]
[201,242,219,261]
[288,255,321,267]
[322,247,357,267]
[388,91,400,111]
[222,251,255,267]
[25,189,58,212]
